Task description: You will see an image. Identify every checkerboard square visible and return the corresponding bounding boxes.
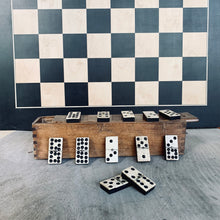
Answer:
[183,33,207,57]
[159,33,182,57]
[111,0,134,8]
[135,0,159,8]
[182,81,206,105]
[159,0,183,8]
[14,35,39,59]
[88,59,111,82]
[62,0,86,9]
[38,10,62,34]
[38,0,62,9]
[112,82,135,105]
[183,57,206,81]
[183,8,207,32]
[159,81,182,105]
[13,10,38,34]
[87,9,110,33]
[62,9,86,34]
[39,34,63,58]
[16,83,41,107]
[41,83,65,107]
[15,59,40,83]
[135,33,159,57]
[87,34,111,58]
[159,8,183,33]
[87,0,110,8]
[13,0,37,9]
[63,34,87,58]
[65,83,88,106]
[64,59,88,82]
[88,82,112,106]
[135,82,158,105]
[112,58,135,82]
[111,9,135,33]
[135,9,159,33]
[159,57,182,81]
[40,59,64,82]
[112,34,135,57]
[135,58,158,81]
[183,0,208,8]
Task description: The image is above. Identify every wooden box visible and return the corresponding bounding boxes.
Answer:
[32,112,198,159]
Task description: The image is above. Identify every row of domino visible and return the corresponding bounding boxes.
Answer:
[48,135,179,165]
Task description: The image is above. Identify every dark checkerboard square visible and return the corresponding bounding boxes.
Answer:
[159,82,182,105]
[14,35,39,59]
[111,0,134,8]
[159,33,182,57]
[38,10,62,34]
[65,83,88,106]
[183,8,207,32]
[13,0,37,9]
[135,9,159,33]
[63,34,87,58]
[87,9,110,33]
[112,34,135,57]
[135,58,158,81]
[40,59,64,82]
[62,0,86,9]
[159,0,183,8]
[112,82,135,105]
[88,59,111,82]
[183,57,206,81]
[16,83,41,107]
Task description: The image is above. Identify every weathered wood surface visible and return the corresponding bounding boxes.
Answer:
[32,113,198,159]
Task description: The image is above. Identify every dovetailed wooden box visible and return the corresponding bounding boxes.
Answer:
[32,112,198,159]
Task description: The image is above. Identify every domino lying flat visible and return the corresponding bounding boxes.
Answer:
[165,135,179,161]
[105,136,118,163]
[143,111,159,122]
[75,137,89,165]
[135,136,151,162]
[100,174,130,194]
[159,110,181,120]
[121,166,156,195]
[97,111,110,122]
[121,111,135,122]
[48,138,63,165]
[66,111,81,123]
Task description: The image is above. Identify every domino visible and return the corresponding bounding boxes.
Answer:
[143,111,159,122]
[75,137,89,165]
[159,109,181,120]
[100,174,130,194]
[135,136,151,162]
[165,135,179,161]
[105,136,118,163]
[66,111,81,123]
[121,111,135,122]
[48,138,63,165]
[121,166,156,195]
[97,111,110,122]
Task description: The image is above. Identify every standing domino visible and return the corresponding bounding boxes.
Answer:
[135,136,151,162]
[75,137,89,165]
[121,111,135,122]
[48,138,63,165]
[143,111,159,122]
[100,174,130,194]
[121,166,156,195]
[105,136,118,163]
[97,111,110,122]
[66,111,81,123]
[159,109,180,120]
[165,135,179,161]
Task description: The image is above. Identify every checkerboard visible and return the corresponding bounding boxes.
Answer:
[12,0,208,108]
